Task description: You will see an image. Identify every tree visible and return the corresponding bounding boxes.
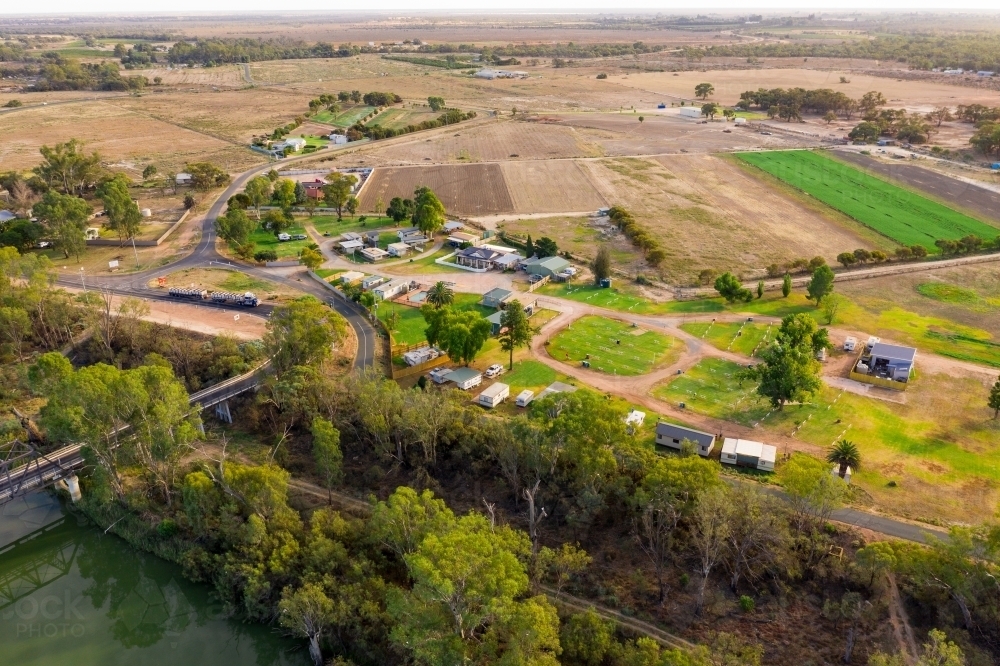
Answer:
[345,195,358,216]
[273,178,297,210]
[848,121,881,143]
[806,264,835,304]
[426,280,454,309]
[822,293,847,325]
[142,164,157,180]
[694,82,715,100]
[989,376,1000,419]
[756,280,764,299]
[422,306,491,366]
[638,115,644,124]
[632,480,682,605]
[858,90,887,116]
[714,272,753,303]
[278,583,334,666]
[215,206,255,247]
[823,592,872,664]
[386,196,414,224]
[739,322,822,410]
[0,306,31,362]
[525,235,535,258]
[265,297,346,374]
[97,174,142,244]
[321,173,357,221]
[701,102,719,119]
[535,236,558,258]
[828,439,861,479]
[37,139,102,195]
[244,176,272,220]
[823,111,839,124]
[299,247,324,270]
[591,245,611,285]
[32,190,91,261]
[185,162,230,190]
[723,108,736,121]
[782,273,792,298]
[854,542,896,591]
[721,484,790,593]
[412,186,446,235]
[777,454,846,531]
[427,96,446,111]
[837,252,857,268]
[264,209,293,237]
[311,417,343,502]
[498,299,537,370]
[691,487,730,614]
[561,609,613,666]
[970,122,1000,158]
[916,629,965,666]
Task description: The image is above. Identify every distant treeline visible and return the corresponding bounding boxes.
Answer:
[687,34,1000,72]
[383,55,473,70]
[0,42,25,61]
[5,56,149,91]
[166,38,374,65]
[419,41,666,59]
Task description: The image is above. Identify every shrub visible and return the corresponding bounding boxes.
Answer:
[183,194,196,209]
[739,595,755,613]
[596,73,608,79]
[254,249,278,262]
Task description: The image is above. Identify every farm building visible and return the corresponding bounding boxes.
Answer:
[853,342,916,387]
[478,382,510,408]
[486,311,505,336]
[329,134,348,145]
[339,239,364,253]
[272,137,307,153]
[721,438,776,472]
[387,242,411,257]
[679,107,702,118]
[360,247,389,262]
[482,287,513,309]
[339,271,365,284]
[301,179,326,199]
[734,117,747,125]
[443,221,465,233]
[524,256,570,277]
[448,232,481,247]
[362,275,385,289]
[373,278,410,300]
[175,173,192,185]
[494,253,523,271]
[448,367,483,390]
[655,422,716,456]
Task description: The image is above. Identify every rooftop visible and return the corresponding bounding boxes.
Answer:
[869,342,917,363]
[483,287,513,301]
[656,422,715,446]
[448,367,482,383]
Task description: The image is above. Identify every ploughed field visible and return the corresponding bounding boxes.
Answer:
[737,150,998,252]
[359,163,516,216]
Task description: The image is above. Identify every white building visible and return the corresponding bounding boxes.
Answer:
[679,107,702,118]
[402,346,440,366]
[339,239,364,253]
[720,438,776,472]
[387,242,411,257]
[655,422,716,457]
[339,271,365,284]
[360,247,389,262]
[478,382,510,408]
[362,275,385,289]
[329,134,348,144]
[373,278,410,300]
[175,173,192,185]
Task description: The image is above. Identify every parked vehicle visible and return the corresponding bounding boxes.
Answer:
[278,233,291,241]
[293,234,308,240]
[485,364,504,379]
[168,287,259,307]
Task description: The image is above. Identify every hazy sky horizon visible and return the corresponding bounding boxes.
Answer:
[4,3,1000,15]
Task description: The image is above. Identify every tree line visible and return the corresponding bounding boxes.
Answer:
[349,108,477,141]
[7,54,150,92]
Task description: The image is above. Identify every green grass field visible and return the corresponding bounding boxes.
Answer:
[654,357,1000,522]
[680,321,775,356]
[537,283,724,315]
[248,226,312,259]
[368,108,443,130]
[736,150,998,252]
[548,315,683,375]
[311,105,376,127]
[311,215,395,236]
[502,360,558,393]
[380,293,491,346]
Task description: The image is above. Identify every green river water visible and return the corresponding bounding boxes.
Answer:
[0,491,308,666]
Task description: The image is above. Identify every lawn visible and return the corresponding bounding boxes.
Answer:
[548,315,683,376]
[501,360,558,392]
[311,105,376,128]
[736,150,998,252]
[380,293,491,346]
[653,357,1000,523]
[680,321,776,356]
[311,214,396,236]
[388,248,466,275]
[248,226,313,259]
[537,282,724,315]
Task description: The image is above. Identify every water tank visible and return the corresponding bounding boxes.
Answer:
[140,208,152,217]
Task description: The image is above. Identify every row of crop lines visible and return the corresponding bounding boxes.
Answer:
[736,150,999,253]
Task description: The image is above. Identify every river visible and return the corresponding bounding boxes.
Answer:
[0,491,308,665]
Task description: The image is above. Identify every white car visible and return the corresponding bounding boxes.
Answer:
[277,233,291,241]
[292,234,307,240]
[485,364,504,379]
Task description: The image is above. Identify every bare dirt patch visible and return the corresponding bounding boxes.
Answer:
[359,163,515,216]
[152,268,302,304]
[500,160,608,213]
[142,65,246,88]
[574,154,881,281]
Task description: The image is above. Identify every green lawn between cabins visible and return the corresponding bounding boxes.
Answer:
[380,293,492,346]
[547,315,683,376]
[680,321,776,357]
[653,357,1000,522]
[736,150,998,252]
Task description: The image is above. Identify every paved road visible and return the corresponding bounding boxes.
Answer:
[58,149,378,370]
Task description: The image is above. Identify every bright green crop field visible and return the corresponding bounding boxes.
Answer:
[736,150,998,252]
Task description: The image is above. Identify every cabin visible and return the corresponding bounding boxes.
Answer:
[448,368,483,391]
[721,438,776,472]
[478,382,510,408]
[655,422,716,456]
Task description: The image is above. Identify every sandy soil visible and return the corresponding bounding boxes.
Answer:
[500,160,608,213]
[359,163,515,216]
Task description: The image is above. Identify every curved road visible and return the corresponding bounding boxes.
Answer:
[56,151,378,370]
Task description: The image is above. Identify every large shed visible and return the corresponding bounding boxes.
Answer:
[655,422,716,456]
[524,256,570,277]
[448,367,483,391]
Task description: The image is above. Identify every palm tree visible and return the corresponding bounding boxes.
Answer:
[827,439,861,479]
[426,281,454,309]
